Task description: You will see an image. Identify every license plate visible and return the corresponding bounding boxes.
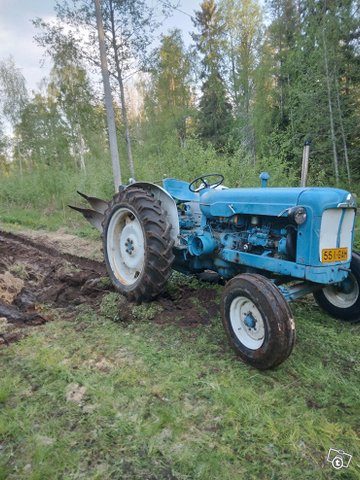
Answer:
[321,247,348,263]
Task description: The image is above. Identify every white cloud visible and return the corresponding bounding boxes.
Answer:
[0,2,57,92]
[0,0,199,95]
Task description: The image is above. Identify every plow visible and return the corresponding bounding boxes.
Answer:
[70,173,359,369]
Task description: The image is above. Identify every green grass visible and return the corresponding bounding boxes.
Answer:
[1,299,359,479]
[0,205,99,239]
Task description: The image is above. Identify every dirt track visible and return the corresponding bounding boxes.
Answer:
[0,230,219,346]
[0,231,111,345]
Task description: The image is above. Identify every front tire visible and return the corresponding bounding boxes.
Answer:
[102,187,174,302]
[221,274,296,370]
[313,252,360,323]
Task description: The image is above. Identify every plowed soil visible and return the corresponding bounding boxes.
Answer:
[0,231,219,346]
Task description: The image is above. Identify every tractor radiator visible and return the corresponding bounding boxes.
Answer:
[319,208,355,261]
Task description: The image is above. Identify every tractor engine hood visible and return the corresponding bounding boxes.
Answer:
[200,187,355,218]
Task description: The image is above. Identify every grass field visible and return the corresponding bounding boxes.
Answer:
[0,205,98,238]
[1,296,359,479]
[0,208,359,479]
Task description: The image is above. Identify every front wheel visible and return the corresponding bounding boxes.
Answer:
[221,274,296,370]
[313,252,360,323]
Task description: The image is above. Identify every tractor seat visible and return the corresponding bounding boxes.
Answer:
[163,178,199,202]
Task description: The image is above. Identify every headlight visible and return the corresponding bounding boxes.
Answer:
[289,206,307,225]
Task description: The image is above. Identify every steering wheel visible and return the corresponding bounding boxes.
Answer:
[189,173,224,192]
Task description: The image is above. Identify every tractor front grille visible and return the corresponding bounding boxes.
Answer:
[319,208,355,261]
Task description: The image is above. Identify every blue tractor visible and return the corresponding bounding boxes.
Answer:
[70,173,359,369]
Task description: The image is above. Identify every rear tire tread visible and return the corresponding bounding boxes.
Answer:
[102,187,174,302]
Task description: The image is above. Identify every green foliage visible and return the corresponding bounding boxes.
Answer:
[13,44,107,175]
[131,304,163,322]
[219,0,263,160]
[198,73,233,150]
[0,147,113,212]
[0,56,28,126]
[263,0,360,185]
[133,134,298,188]
[15,93,73,170]
[192,0,226,76]
[1,0,359,208]
[148,30,193,115]
[100,292,127,322]
[192,1,233,150]
[142,29,195,148]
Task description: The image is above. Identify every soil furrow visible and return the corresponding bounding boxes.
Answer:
[0,229,220,347]
[0,230,106,275]
[0,231,110,345]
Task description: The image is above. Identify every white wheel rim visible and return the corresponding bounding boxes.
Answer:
[229,296,265,350]
[106,207,145,285]
[322,273,359,309]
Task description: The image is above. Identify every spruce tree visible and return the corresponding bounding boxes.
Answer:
[192,0,232,150]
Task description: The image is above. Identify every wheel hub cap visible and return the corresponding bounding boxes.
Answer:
[243,313,256,329]
[119,223,143,269]
[107,208,145,285]
[229,296,265,350]
[124,238,134,254]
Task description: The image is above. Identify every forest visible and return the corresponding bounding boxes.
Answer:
[1,2,360,479]
[0,0,359,213]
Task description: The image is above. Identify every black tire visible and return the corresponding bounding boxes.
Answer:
[102,187,174,302]
[221,274,296,370]
[313,252,360,323]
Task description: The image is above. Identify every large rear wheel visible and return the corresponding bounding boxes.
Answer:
[221,274,296,369]
[102,187,174,302]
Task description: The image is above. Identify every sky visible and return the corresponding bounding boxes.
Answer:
[0,0,201,94]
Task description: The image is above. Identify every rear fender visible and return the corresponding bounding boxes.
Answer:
[127,182,180,246]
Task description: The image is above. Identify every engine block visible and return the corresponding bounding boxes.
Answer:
[175,204,297,276]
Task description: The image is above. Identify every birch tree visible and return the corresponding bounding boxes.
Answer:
[220,0,263,161]
[0,56,28,174]
[34,0,172,178]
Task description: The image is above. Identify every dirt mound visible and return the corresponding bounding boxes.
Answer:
[0,232,111,345]
[0,270,24,303]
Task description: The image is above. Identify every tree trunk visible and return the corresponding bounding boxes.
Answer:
[16,142,23,177]
[229,33,239,113]
[322,28,339,184]
[335,77,351,185]
[73,124,86,172]
[95,0,122,189]
[109,0,135,179]
[78,134,86,172]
